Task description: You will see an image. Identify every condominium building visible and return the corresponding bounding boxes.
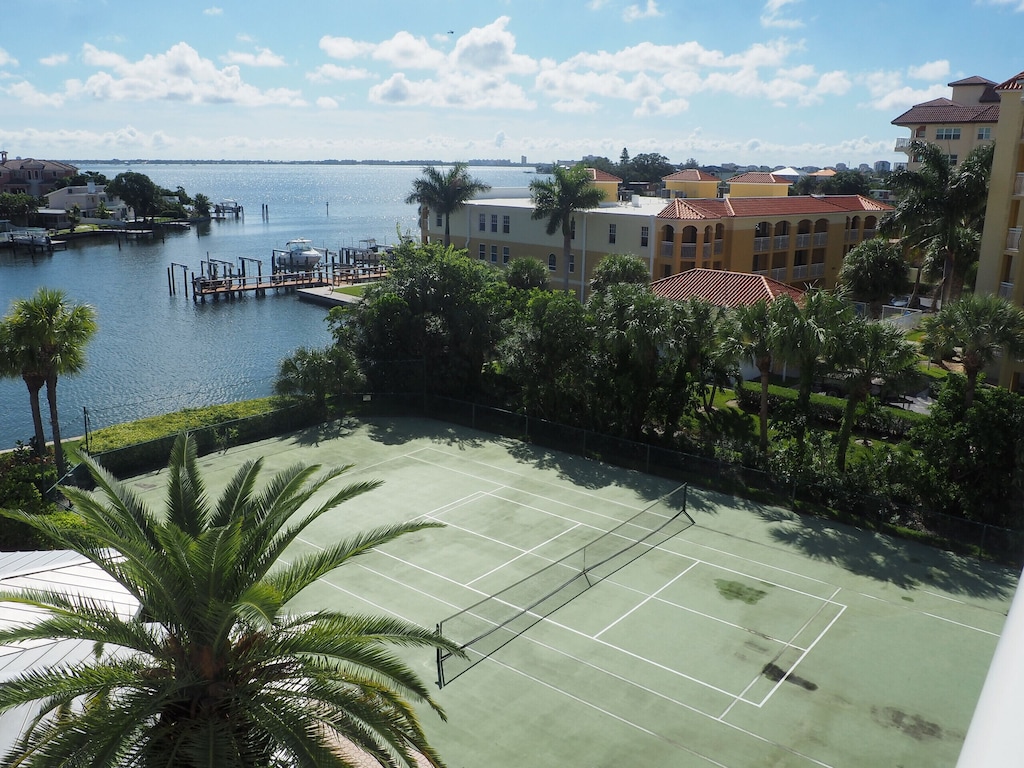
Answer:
[422,178,890,299]
[892,76,999,172]
[976,70,1024,392]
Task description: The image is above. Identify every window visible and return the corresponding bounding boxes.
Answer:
[502,215,510,233]
[502,246,510,264]
[641,226,649,247]
[978,127,992,140]
[935,127,961,141]
[946,154,958,166]
[478,214,486,231]
[490,245,498,262]
[478,244,486,260]
[491,214,498,232]
[609,223,617,244]
[548,253,557,271]
[435,212,442,227]
[568,253,575,273]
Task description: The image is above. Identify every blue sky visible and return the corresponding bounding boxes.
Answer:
[1,0,1021,167]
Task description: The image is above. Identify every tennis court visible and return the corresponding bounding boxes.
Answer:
[124,416,1018,767]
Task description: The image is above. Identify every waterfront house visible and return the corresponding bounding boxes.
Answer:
[45,183,132,223]
[0,152,77,197]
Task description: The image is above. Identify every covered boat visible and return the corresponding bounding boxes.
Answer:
[274,238,322,270]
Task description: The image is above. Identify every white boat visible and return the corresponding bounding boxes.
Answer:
[274,238,322,270]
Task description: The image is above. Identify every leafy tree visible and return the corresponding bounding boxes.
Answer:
[0,432,457,768]
[838,237,910,319]
[618,147,630,171]
[723,300,783,453]
[504,256,549,291]
[663,297,735,426]
[94,200,112,219]
[106,171,163,219]
[405,163,491,247]
[67,204,81,230]
[0,318,47,456]
[882,140,994,303]
[831,318,919,471]
[275,345,366,414]
[625,153,675,184]
[192,192,212,218]
[3,288,97,475]
[0,192,40,223]
[821,170,871,196]
[530,164,604,292]
[589,254,650,295]
[920,293,1024,407]
[50,171,109,190]
[682,158,700,170]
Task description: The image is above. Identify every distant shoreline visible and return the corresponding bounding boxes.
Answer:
[67,159,536,168]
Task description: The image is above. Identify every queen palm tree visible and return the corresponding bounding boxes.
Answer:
[723,299,784,454]
[531,164,605,292]
[883,140,994,305]
[921,293,1024,408]
[405,163,490,247]
[5,288,97,476]
[837,237,910,319]
[0,317,48,456]
[0,433,458,768]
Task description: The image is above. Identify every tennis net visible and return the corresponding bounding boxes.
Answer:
[435,484,691,687]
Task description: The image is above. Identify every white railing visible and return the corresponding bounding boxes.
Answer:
[702,242,712,258]
[796,233,811,248]
[792,264,809,279]
[895,137,912,151]
[752,269,769,276]
[1007,228,1022,252]
[1015,174,1024,196]
[773,235,789,250]
[753,236,770,252]
[681,243,697,258]
[714,240,723,254]
[809,262,826,278]
[845,230,859,243]
[771,267,787,281]
[813,232,828,247]
[863,228,876,239]
[661,241,674,257]
[1000,281,1015,299]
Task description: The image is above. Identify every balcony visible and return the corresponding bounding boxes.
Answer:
[1015,174,1024,196]
[753,236,770,252]
[1008,228,1022,252]
[796,233,811,248]
[771,267,787,281]
[702,242,712,258]
[752,269,769,276]
[809,262,825,278]
[773,235,789,250]
[895,137,912,152]
[1000,281,1015,299]
[813,232,828,247]
[714,240,723,255]
[661,241,674,258]
[863,228,876,240]
[681,243,697,258]
[792,264,808,279]
[845,230,859,243]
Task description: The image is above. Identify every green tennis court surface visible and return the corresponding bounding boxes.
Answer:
[124,416,1018,767]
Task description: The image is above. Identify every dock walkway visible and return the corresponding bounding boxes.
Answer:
[189,265,386,302]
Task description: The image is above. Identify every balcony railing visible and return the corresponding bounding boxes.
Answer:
[702,242,712,258]
[792,264,808,279]
[863,228,876,240]
[895,137,912,152]
[1000,281,1015,299]
[845,230,859,243]
[773,235,789,250]
[714,240,723,255]
[771,267,787,281]
[1008,228,1022,252]
[661,241,674,258]
[753,236,770,252]
[1015,174,1024,196]
[752,269,769,276]
[681,243,697,258]
[796,233,811,248]
[809,262,825,278]
[813,232,828,247]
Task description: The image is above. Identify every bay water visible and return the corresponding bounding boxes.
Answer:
[0,163,537,448]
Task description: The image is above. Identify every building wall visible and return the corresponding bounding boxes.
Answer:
[664,179,719,199]
[976,83,1024,391]
[726,182,790,198]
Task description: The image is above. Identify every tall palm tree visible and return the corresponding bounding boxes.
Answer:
[0,317,48,456]
[723,299,784,454]
[883,140,994,305]
[5,288,97,476]
[831,318,919,471]
[0,433,458,768]
[405,163,491,247]
[837,237,910,319]
[921,293,1024,408]
[531,164,605,292]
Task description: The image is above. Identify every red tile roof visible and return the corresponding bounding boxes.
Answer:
[949,76,995,87]
[995,71,1024,91]
[726,172,792,185]
[891,98,999,125]
[656,194,890,221]
[662,169,721,182]
[651,268,805,308]
[587,168,623,183]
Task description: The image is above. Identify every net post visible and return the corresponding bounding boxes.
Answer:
[435,623,445,689]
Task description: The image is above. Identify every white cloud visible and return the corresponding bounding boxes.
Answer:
[862,70,949,111]
[306,64,373,83]
[221,48,286,67]
[73,42,304,106]
[0,47,19,67]
[4,80,64,107]
[319,36,376,60]
[907,60,950,81]
[761,0,804,28]
[977,0,1024,10]
[316,96,339,109]
[633,95,689,117]
[369,71,535,110]
[39,53,68,67]
[494,130,505,147]
[373,31,447,69]
[623,1,663,22]
[451,17,536,75]
[203,7,223,15]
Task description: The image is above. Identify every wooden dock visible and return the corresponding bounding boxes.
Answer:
[189,265,386,302]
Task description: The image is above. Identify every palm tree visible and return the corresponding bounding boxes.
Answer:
[5,288,97,476]
[883,140,994,305]
[831,318,919,471]
[723,299,783,454]
[275,345,365,415]
[921,293,1024,408]
[0,433,458,768]
[0,317,48,456]
[837,237,910,319]
[531,164,605,292]
[405,163,491,247]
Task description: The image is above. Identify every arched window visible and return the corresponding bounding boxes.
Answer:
[548,253,557,271]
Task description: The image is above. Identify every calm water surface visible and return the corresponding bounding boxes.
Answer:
[0,164,537,447]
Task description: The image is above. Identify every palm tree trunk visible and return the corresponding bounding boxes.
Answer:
[834,393,862,472]
[443,213,451,247]
[758,372,770,454]
[45,373,65,477]
[964,367,979,409]
[22,375,47,457]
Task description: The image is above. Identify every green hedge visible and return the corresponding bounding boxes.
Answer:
[735,381,926,439]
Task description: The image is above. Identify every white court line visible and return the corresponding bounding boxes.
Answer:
[467,521,585,587]
[922,612,1001,637]
[595,560,700,639]
[919,589,965,604]
[679,531,834,589]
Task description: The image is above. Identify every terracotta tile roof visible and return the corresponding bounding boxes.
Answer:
[891,99,999,125]
[587,168,623,183]
[809,168,836,177]
[656,194,891,221]
[651,268,805,308]
[662,169,721,182]
[726,171,793,185]
[995,71,1024,91]
[949,76,995,87]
